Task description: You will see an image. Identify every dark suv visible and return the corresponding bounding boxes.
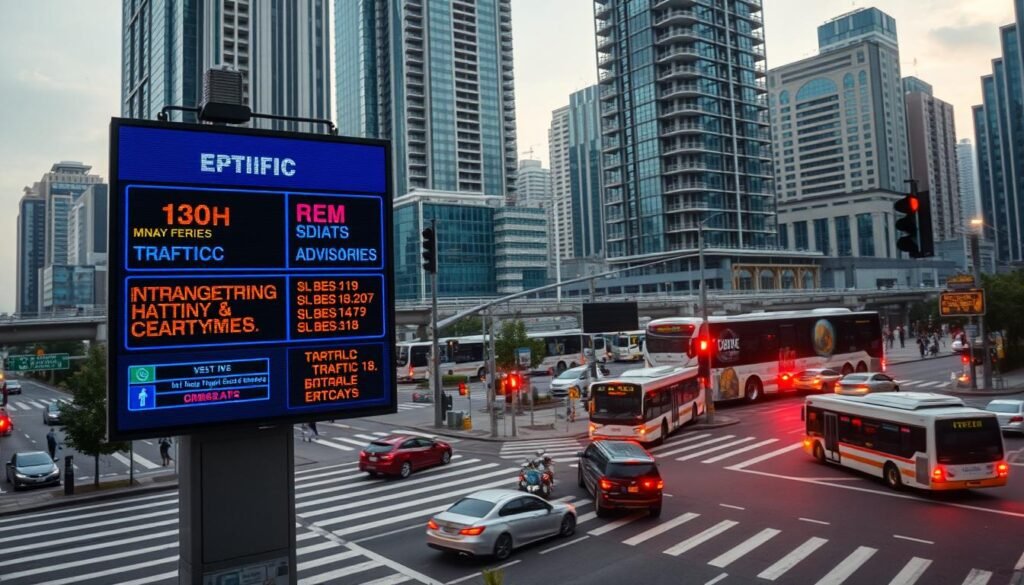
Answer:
[577,440,663,517]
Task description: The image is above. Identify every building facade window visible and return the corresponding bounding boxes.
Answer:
[835,216,852,256]
[856,213,875,256]
[794,221,809,250]
[814,218,830,255]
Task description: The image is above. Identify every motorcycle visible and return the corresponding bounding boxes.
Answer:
[517,459,553,499]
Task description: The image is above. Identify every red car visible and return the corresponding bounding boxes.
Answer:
[359,435,452,478]
[0,409,12,436]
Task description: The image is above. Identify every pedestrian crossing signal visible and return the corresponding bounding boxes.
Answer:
[458,382,468,396]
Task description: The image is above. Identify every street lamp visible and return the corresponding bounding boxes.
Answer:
[698,211,727,424]
[968,217,993,391]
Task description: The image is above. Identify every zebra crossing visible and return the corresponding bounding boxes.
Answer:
[499,437,585,465]
[297,424,461,453]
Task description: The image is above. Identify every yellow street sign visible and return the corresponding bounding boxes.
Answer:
[939,289,986,317]
[568,386,580,400]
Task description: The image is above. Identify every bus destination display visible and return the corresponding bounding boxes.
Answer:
[109,119,395,440]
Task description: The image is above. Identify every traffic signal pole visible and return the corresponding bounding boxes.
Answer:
[970,232,993,390]
[430,220,442,428]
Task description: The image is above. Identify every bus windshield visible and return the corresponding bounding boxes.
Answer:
[409,346,431,368]
[396,346,409,366]
[591,384,642,422]
[645,332,690,355]
[935,418,1003,464]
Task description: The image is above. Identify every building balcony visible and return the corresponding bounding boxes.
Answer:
[664,161,712,175]
[600,85,619,100]
[596,17,613,36]
[598,51,618,68]
[660,122,707,137]
[661,102,711,117]
[602,136,622,152]
[597,34,615,52]
[659,82,706,99]
[594,0,612,19]
[657,64,702,81]
[601,121,621,135]
[665,199,714,212]
[663,180,708,194]
[662,140,710,155]
[656,46,702,64]
[653,8,701,28]
[655,26,712,44]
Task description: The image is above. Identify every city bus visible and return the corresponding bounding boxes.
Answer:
[609,330,646,362]
[643,309,883,402]
[803,392,1009,491]
[588,366,704,445]
[396,336,488,382]
[528,330,588,375]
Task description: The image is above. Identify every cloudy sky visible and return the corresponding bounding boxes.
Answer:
[0,0,1015,313]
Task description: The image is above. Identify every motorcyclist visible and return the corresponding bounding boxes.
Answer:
[535,450,555,485]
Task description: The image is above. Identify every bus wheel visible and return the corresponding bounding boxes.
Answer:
[556,362,567,375]
[813,441,826,464]
[855,362,867,373]
[841,363,854,376]
[744,378,762,402]
[477,368,486,381]
[570,362,578,369]
[884,462,903,490]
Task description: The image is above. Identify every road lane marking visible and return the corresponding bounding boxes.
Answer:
[814,546,876,585]
[360,575,412,585]
[0,505,177,541]
[298,550,361,570]
[888,557,932,585]
[623,512,700,546]
[354,433,381,441]
[893,534,934,545]
[1016,548,1024,570]
[676,437,756,461]
[0,541,177,581]
[657,435,737,458]
[116,571,178,585]
[132,451,161,470]
[726,442,804,470]
[315,438,355,452]
[960,569,992,585]
[41,556,178,585]
[917,381,941,388]
[588,512,646,536]
[446,561,521,585]
[757,536,828,581]
[28,400,46,409]
[708,528,780,568]
[719,504,745,510]
[539,535,590,555]
[0,528,178,568]
[294,461,360,476]
[705,575,728,585]
[649,433,712,452]
[299,457,469,490]
[332,437,371,447]
[296,460,490,501]
[663,520,738,556]
[576,511,598,524]
[799,517,830,526]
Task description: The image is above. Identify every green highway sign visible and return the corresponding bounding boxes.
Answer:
[4,353,70,372]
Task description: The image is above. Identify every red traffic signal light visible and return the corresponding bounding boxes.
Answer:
[698,337,710,354]
[458,382,468,396]
[961,354,970,365]
[507,372,521,391]
[908,196,919,212]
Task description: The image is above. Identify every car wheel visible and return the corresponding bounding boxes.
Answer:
[649,504,662,518]
[440,450,451,465]
[841,363,853,376]
[577,467,584,488]
[570,362,578,369]
[399,461,412,479]
[893,386,900,392]
[813,441,826,464]
[560,514,576,537]
[493,533,513,561]
[744,377,762,403]
[884,462,903,490]
[594,494,608,518]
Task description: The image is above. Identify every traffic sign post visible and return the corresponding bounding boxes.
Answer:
[939,290,986,317]
[4,353,70,372]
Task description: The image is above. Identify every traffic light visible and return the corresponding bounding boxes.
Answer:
[421,227,437,274]
[696,335,712,382]
[507,372,522,393]
[458,381,468,396]
[894,190,934,258]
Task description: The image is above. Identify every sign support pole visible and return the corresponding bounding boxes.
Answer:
[970,232,992,390]
[488,310,498,438]
[430,218,442,428]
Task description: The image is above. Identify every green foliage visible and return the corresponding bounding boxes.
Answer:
[440,316,483,339]
[983,270,1024,364]
[481,568,504,585]
[441,374,469,387]
[495,320,546,371]
[59,345,128,485]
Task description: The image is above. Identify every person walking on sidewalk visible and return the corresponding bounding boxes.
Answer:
[46,428,59,461]
[309,421,320,440]
[159,437,173,466]
[898,326,905,349]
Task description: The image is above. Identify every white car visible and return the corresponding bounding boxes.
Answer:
[985,399,1024,434]
[549,366,604,398]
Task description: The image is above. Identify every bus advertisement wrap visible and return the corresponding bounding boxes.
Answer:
[108,119,395,440]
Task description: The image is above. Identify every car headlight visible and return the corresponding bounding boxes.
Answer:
[14,472,28,479]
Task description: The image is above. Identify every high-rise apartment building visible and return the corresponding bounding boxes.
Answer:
[972,4,1024,266]
[122,0,331,132]
[903,77,960,243]
[335,0,518,199]
[516,160,551,208]
[16,191,46,316]
[68,185,108,267]
[495,207,549,294]
[548,106,575,262]
[595,0,773,262]
[956,139,980,225]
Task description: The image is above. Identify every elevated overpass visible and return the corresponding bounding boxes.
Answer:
[0,312,107,345]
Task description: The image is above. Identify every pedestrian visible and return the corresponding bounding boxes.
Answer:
[46,428,59,461]
[918,337,926,358]
[898,326,905,349]
[309,421,320,440]
[301,423,312,442]
[1,381,7,408]
[159,437,172,466]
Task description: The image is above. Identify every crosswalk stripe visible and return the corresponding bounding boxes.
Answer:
[587,512,646,536]
[132,451,161,470]
[0,508,178,544]
[623,512,700,546]
[296,459,486,500]
[333,437,370,447]
[395,429,461,442]
[501,441,580,453]
[317,438,355,452]
[2,541,177,581]
[43,556,178,585]
[708,527,780,568]
[28,400,46,409]
[0,528,177,568]
[372,431,390,436]
[503,437,581,447]
[900,381,923,387]
[814,546,877,585]
[294,462,361,480]
[658,435,737,458]
[663,520,738,556]
[354,433,381,441]
[917,381,940,388]
[960,569,992,585]
[358,574,412,585]
[297,550,360,570]
[294,461,359,476]
[701,439,779,464]
[116,570,178,585]
[726,442,804,470]
[1,519,178,555]
[676,437,756,462]
[301,560,380,584]
[15,402,32,410]
[0,497,176,536]
[757,536,828,581]
[576,511,598,524]
[0,492,175,526]
[649,433,712,453]
[888,557,932,585]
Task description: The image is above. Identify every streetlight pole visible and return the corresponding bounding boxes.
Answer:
[698,211,726,424]
[969,218,993,390]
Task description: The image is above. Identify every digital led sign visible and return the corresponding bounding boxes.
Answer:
[108,119,395,440]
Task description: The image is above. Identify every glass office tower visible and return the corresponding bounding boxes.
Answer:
[594,0,774,263]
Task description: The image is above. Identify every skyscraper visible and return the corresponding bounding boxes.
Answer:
[956,139,980,225]
[335,0,518,199]
[972,5,1024,266]
[516,160,551,208]
[904,77,960,243]
[121,0,331,131]
[16,191,45,316]
[595,0,773,262]
[548,106,575,262]
[68,185,108,267]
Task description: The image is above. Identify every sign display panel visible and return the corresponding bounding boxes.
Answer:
[109,119,394,440]
[581,302,639,334]
[939,290,986,317]
[4,353,70,372]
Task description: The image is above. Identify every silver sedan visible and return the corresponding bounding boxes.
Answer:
[836,372,900,395]
[985,399,1024,434]
[426,489,576,560]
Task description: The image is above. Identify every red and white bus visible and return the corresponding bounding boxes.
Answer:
[588,366,704,445]
[644,309,883,402]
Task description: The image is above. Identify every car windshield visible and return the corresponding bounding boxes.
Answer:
[47,403,60,412]
[607,462,658,479]
[986,402,1021,414]
[842,374,869,382]
[446,497,494,518]
[556,368,583,381]
[936,418,1003,464]
[364,441,394,453]
[17,453,52,467]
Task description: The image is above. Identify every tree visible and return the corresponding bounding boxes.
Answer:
[440,316,483,339]
[59,345,128,487]
[983,270,1024,366]
[495,320,546,372]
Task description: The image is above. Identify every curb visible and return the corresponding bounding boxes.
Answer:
[691,415,742,430]
[0,480,177,518]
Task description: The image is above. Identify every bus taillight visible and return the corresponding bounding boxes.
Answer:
[997,462,1009,478]
[932,466,946,482]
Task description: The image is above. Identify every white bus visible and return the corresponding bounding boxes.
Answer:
[396,336,489,382]
[803,393,1009,491]
[588,366,704,445]
[609,330,646,362]
[528,330,588,375]
[643,309,884,403]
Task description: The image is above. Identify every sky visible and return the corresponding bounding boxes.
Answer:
[0,0,1016,314]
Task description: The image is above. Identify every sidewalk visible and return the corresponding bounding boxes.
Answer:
[0,472,176,517]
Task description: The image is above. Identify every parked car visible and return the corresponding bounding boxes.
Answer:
[836,372,900,395]
[985,399,1024,434]
[5,451,61,490]
[44,400,69,425]
[577,439,663,517]
[794,368,842,393]
[0,408,12,436]
[3,380,22,395]
[549,365,605,399]
[426,489,576,560]
[358,435,452,478]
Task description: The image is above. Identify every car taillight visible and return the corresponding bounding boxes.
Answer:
[588,423,597,434]
[408,367,414,378]
[1011,416,1024,423]
[641,478,664,490]
[542,473,551,482]
[459,526,486,536]
[599,478,614,491]
[379,452,394,460]
[427,518,439,530]
[881,357,887,371]
[857,386,869,393]
[997,462,1009,478]
[813,376,821,383]
[0,419,7,429]
[932,466,945,482]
